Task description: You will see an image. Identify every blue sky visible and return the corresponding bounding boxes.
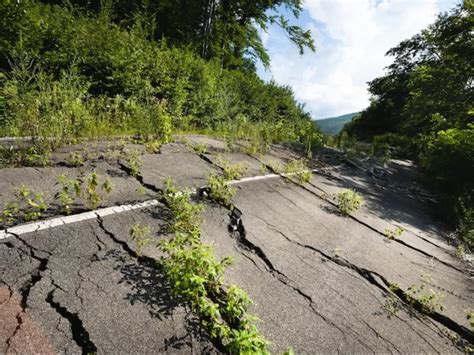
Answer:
[256,0,460,119]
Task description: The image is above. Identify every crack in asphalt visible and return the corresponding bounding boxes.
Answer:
[303,179,465,273]
[253,155,464,274]
[250,214,474,345]
[228,207,353,339]
[46,288,97,354]
[4,286,23,354]
[116,159,162,194]
[9,233,51,310]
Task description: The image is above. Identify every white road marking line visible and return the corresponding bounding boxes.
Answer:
[0,170,318,240]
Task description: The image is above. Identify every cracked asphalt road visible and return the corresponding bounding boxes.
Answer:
[1,135,473,353]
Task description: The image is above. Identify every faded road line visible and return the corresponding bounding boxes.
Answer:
[0,170,318,239]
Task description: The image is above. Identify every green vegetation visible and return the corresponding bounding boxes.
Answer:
[384,275,445,317]
[0,0,320,158]
[160,179,269,352]
[343,1,473,248]
[334,189,363,215]
[66,152,86,167]
[0,185,48,226]
[123,149,143,178]
[267,158,312,184]
[207,173,237,207]
[217,157,249,180]
[384,226,405,240]
[406,274,445,314]
[56,172,112,212]
[283,159,312,184]
[129,223,152,256]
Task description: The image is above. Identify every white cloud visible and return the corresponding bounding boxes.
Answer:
[263,0,456,118]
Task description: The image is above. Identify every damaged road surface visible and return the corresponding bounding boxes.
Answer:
[1,136,473,353]
[0,209,216,354]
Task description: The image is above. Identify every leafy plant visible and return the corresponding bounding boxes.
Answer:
[144,140,162,154]
[334,189,363,215]
[55,173,112,212]
[384,226,405,240]
[207,174,236,206]
[159,179,269,353]
[163,178,203,236]
[383,282,402,317]
[283,158,312,184]
[0,185,48,225]
[124,149,143,177]
[129,223,152,256]
[16,185,48,221]
[66,152,85,167]
[217,157,248,180]
[191,143,208,155]
[406,274,445,313]
[0,202,20,225]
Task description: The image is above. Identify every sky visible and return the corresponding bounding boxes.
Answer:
[257,0,460,119]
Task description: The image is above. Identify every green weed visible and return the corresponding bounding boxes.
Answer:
[124,149,143,177]
[56,173,112,212]
[129,223,152,256]
[207,174,236,206]
[334,189,363,215]
[384,226,405,240]
[145,140,162,154]
[159,179,269,353]
[406,274,445,313]
[283,158,312,184]
[163,178,203,237]
[0,185,48,225]
[217,157,248,180]
[0,202,20,225]
[66,152,85,167]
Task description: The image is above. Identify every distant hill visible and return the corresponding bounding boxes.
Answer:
[315,112,360,135]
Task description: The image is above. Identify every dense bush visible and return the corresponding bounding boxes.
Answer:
[420,126,474,247]
[0,1,316,145]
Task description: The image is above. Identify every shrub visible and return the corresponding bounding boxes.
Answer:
[56,173,112,211]
[334,189,363,215]
[207,174,236,206]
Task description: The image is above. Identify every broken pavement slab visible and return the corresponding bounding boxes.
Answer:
[0,209,217,354]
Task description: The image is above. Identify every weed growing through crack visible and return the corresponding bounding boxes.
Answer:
[17,185,48,221]
[266,159,312,184]
[334,189,363,215]
[217,157,248,180]
[206,174,237,207]
[129,223,152,256]
[56,173,112,212]
[66,152,85,167]
[0,202,20,225]
[467,310,474,330]
[406,274,445,313]
[145,140,162,154]
[0,185,48,225]
[283,158,312,184]
[124,149,143,177]
[384,226,405,240]
[387,275,445,315]
[160,179,270,353]
[191,143,208,155]
[383,282,402,317]
[163,178,203,236]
